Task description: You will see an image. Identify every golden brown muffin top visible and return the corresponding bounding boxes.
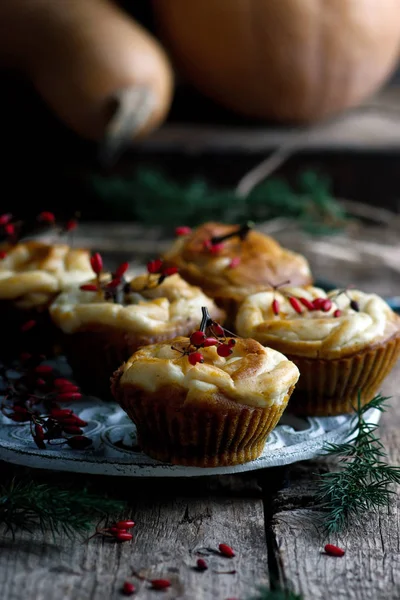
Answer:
[115,336,299,409]
[236,286,400,360]
[0,241,93,308]
[163,222,312,301]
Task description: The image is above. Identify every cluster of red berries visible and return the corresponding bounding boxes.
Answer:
[1,355,91,451]
[90,519,135,542]
[0,212,78,259]
[172,307,237,366]
[271,288,360,318]
[146,258,178,283]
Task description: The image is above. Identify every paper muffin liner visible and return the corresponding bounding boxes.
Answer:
[60,317,223,399]
[286,334,400,416]
[113,385,294,467]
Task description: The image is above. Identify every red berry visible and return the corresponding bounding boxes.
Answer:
[217,344,233,358]
[299,297,314,311]
[150,580,171,590]
[57,392,82,401]
[188,352,204,366]
[20,319,36,332]
[5,223,15,236]
[58,384,80,394]
[90,252,103,275]
[210,243,224,254]
[49,409,73,418]
[80,284,98,292]
[333,309,342,318]
[54,378,74,388]
[35,365,53,375]
[116,520,135,530]
[115,262,129,278]
[38,211,55,223]
[227,338,236,347]
[13,406,28,414]
[175,225,192,236]
[66,436,92,449]
[65,219,78,232]
[0,213,12,225]
[324,544,345,557]
[211,322,225,337]
[36,379,46,387]
[202,337,219,347]
[162,266,178,276]
[196,558,208,571]
[108,527,121,535]
[289,297,302,314]
[147,258,163,274]
[219,543,235,558]
[272,299,280,315]
[0,251,7,260]
[115,532,133,542]
[321,299,332,312]
[312,298,325,310]
[122,581,136,595]
[106,278,121,289]
[34,423,45,443]
[229,257,241,268]
[190,330,206,346]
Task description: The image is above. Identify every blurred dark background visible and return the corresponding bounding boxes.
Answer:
[1,0,399,222]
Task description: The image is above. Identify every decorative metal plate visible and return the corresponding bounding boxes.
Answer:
[0,357,381,476]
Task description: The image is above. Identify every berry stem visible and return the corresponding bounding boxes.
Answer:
[210,222,253,245]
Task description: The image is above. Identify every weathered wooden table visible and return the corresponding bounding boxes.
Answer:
[0,221,399,600]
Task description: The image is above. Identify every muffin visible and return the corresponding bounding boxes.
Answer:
[111,329,299,467]
[49,264,225,398]
[0,240,93,359]
[236,286,400,415]
[163,222,312,324]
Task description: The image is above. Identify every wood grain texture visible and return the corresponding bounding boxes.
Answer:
[0,479,268,600]
[270,363,400,600]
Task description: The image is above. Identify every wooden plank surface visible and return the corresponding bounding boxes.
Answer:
[0,476,268,600]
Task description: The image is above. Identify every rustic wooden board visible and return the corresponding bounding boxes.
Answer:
[0,476,268,600]
[270,363,400,600]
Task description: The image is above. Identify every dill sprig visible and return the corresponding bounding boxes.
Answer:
[316,393,400,534]
[0,477,126,537]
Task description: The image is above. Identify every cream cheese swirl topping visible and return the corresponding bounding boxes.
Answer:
[236,286,400,359]
[118,337,299,408]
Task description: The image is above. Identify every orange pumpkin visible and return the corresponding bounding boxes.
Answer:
[153,0,400,122]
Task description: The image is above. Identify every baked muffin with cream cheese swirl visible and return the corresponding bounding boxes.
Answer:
[163,222,312,325]
[112,309,299,467]
[236,286,400,415]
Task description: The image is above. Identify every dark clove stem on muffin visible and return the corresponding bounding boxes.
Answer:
[210,221,254,245]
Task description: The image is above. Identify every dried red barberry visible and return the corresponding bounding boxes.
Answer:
[106,278,121,289]
[175,225,192,236]
[4,223,15,236]
[150,580,171,590]
[211,322,225,337]
[115,532,133,542]
[0,251,7,260]
[217,344,233,358]
[299,297,314,311]
[80,284,98,292]
[115,262,129,278]
[65,219,78,232]
[147,258,163,274]
[90,253,103,275]
[122,581,136,596]
[196,558,208,571]
[324,544,345,557]
[321,299,332,312]
[49,409,73,419]
[209,243,224,254]
[188,352,204,366]
[0,213,12,225]
[203,337,219,347]
[333,309,342,318]
[219,543,235,558]
[57,392,82,401]
[312,298,325,311]
[162,266,178,276]
[272,299,280,315]
[289,297,302,314]
[20,320,36,332]
[35,365,53,375]
[33,424,46,449]
[38,211,56,223]
[190,331,206,346]
[54,378,74,388]
[116,520,135,530]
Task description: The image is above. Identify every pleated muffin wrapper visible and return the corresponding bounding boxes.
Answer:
[60,315,224,400]
[286,332,400,416]
[112,381,295,467]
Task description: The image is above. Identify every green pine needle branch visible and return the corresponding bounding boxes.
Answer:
[0,477,126,537]
[316,392,400,534]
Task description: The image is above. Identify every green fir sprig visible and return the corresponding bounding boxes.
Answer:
[90,168,347,234]
[316,393,400,534]
[0,477,126,537]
